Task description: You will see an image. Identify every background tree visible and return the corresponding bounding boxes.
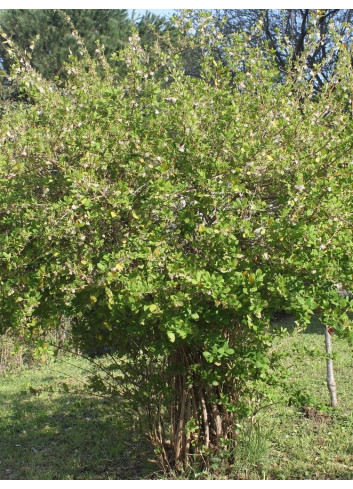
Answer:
[0,9,173,80]
[195,9,353,88]
[0,10,133,79]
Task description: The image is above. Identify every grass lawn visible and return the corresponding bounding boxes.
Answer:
[237,315,353,480]
[0,315,352,480]
[0,355,154,480]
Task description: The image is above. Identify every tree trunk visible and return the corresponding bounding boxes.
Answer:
[325,326,337,408]
[154,346,237,471]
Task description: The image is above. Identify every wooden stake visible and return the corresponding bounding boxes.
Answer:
[325,326,337,408]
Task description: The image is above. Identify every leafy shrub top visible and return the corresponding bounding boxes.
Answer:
[1,13,353,366]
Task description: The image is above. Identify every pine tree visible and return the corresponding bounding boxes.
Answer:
[0,9,133,79]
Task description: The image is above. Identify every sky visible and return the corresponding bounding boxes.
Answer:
[128,9,176,19]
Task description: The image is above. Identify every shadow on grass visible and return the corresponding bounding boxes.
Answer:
[271,312,325,335]
[0,386,155,480]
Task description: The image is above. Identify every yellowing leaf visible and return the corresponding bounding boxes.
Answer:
[149,304,157,312]
[198,224,206,233]
[167,331,175,343]
[111,211,117,218]
[116,263,124,272]
[132,211,139,219]
[267,155,274,161]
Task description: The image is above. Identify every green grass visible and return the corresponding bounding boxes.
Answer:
[228,315,353,480]
[0,355,154,480]
[1,315,353,479]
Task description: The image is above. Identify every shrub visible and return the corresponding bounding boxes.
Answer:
[1,12,353,471]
